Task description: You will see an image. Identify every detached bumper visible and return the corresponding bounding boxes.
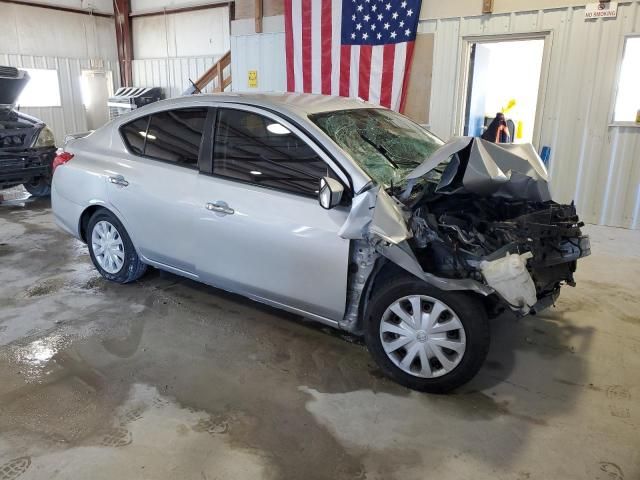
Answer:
[0,147,56,186]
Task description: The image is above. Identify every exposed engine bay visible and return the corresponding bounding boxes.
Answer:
[339,136,591,332]
[410,195,589,310]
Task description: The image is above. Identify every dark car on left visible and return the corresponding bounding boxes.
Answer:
[0,66,57,196]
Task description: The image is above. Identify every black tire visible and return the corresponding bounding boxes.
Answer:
[364,275,490,393]
[23,178,51,197]
[87,210,147,284]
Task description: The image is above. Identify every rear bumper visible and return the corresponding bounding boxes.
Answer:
[0,147,56,186]
[51,180,83,239]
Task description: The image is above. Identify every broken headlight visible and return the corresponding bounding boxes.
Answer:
[33,126,55,148]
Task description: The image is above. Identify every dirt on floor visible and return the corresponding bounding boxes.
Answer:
[0,192,638,480]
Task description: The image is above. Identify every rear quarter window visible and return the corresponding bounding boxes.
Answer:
[120,116,150,155]
[119,108,207,168]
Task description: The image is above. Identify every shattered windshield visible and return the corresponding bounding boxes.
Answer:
[310,108,444,190]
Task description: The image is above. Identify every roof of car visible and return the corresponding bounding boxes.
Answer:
[150,92,379,117]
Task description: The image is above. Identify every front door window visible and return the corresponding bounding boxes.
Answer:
[213,108,330,197]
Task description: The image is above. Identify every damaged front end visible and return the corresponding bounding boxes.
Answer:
[0,66,56,191]
[339,136,590,332]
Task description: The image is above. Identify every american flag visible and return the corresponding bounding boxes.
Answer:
[284,0,422,111]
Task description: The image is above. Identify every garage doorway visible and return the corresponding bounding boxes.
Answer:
[462,36,548,146]
[80,70,113,130]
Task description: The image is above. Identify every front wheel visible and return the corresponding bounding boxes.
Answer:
[23,178,51,197]
[364,276,490,393]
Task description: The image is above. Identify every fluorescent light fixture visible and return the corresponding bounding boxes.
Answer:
[139,131,156,140]
[266,123,291,135]
[250,170,262,175]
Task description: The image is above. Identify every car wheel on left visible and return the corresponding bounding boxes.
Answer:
[23,178,51,197]
[87,210,147,284]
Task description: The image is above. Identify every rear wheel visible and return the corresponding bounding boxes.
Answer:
[23,178,51,197]
[364,276,490,393]
[87,210,147,284]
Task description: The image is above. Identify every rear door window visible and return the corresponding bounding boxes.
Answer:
[212,108,330,197]
[121,108,207,168]
[121,116,149,155]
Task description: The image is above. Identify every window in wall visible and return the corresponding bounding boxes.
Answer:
[213,109,330,197]
[17,68,61,107]
[614,37,640,123]
[144,108,207,167]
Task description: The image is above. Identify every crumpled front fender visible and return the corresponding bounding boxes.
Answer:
[339,184,493,296]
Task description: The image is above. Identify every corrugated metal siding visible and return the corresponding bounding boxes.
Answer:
[132,56,223,99]
[421,1,640,229]
[0,54,119,145]
[230,32,286,92]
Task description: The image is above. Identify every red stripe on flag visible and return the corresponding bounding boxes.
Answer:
[358,45,372,101]
[320,0,332,95]
[301,2,312,93]
[399,41,416,113]
[339,44,351,97]
[380,44,395,108]
[284,0,294,92]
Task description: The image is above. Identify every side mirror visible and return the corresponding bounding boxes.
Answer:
[318,176,344,210]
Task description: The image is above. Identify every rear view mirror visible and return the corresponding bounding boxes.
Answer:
[318,177,344,210]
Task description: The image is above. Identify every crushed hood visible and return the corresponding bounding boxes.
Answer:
[0,67,30,107]
[336,137,562,300]
[405,137,551,202]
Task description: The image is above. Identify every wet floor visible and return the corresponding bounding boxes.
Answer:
[0,189,638,480]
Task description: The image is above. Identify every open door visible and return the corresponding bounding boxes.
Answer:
[80,70,113,130]
[462,37,546,146]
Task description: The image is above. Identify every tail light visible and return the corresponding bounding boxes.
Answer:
[52,151,74,173]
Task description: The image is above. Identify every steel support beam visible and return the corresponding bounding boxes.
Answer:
[129,2,231,18]
[0,0,113,18]
[113,0,133,87]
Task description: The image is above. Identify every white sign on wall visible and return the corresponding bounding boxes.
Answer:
[585,2,618,19]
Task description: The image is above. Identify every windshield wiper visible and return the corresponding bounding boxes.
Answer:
[357,131,400,169]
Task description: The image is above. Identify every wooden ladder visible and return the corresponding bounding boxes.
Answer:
[192,50,231,93]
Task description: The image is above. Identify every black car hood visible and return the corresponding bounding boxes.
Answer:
[0,67,30,106]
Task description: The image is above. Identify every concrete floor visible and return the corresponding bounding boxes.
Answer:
[0,190,638,480]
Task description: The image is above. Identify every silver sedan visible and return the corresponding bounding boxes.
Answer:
[51,93,589,392]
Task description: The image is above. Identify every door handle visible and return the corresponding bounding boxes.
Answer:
[206,201,235,216]
[108,175,129,187]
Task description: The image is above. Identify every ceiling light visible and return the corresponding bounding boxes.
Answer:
[139,131,156,140]
[250,170,262,175]
[266,123,291,135]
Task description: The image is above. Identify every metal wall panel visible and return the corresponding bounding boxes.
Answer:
[422,1,640,229]
[0,54,119,145]
[132,7,230,59]
[230,32,287,92]
[132,55,223,98]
